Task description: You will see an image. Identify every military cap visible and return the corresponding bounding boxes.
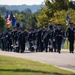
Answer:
[56,24,61,26]
[69,22,73,24]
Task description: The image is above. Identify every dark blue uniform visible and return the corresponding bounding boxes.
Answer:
[55,26,64,53]
[1,32,5,51]
[5,32,12,51]
[18,31,26,53]
[67,24,75,53]
[36,29,44,52]
[43,30,50,52]
[53,28,57,52]
[28,31,34,52]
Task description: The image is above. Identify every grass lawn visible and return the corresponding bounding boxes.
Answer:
[0,55,75,75]
[62,40,75,49]
[63,41,69,49]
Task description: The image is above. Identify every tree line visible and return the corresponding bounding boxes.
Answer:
[0,0,75,30]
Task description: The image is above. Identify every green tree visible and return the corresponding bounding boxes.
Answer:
[67,8,75,24]
[36,0,70,28]
[12,10,19,14]
[23,8,32,14]
[37,8,48,27]
[69,1,75,10]
[0,7,6,15]
[0,16,5,30]
[50,10,67,30]
[16,10,37,29]
[45,0,69,11]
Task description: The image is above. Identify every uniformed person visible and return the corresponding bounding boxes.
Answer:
[66,23,75,53]
[48,25,53,52]
[11,27,18,45]
[0,36,1,49]
[55,24,64,53]
[52,25,57,52]
[6,30,12,51]
[28,29,33,52]
[36,27,44,52]
[0,31,5,51]
[43,28,50,52]
[18,29,26,53]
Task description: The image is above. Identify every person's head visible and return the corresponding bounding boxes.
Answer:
[56,24,61,29]
[49,25,53,30]
[69,22,73,27]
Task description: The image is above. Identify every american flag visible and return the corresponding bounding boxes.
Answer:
[6,15,11,25]
[5,11,11,26]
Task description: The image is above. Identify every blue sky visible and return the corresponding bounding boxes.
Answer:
[0,0,44,5]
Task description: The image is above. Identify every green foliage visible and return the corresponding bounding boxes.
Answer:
[50,10,67,30]
[45,0,69,11]
[36,0,75,30]
[0,16,5,30]
[36,7,53,27]
[50,9,75,30]
[16,10,37,29]
[37,9,48,27]
[0,7,6,15]
[23,8,32,14]
[54,0,69,10]
[69,1,75,10]
[36,0,70,28]
[0,6,19,17]
[26,14,37,29]
[1,0,75,30]
[12,10,19,14]
[67,8,75,24]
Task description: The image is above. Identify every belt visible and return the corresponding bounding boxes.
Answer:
[56,35,62,36]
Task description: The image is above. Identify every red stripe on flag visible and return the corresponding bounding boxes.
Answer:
[6,16,11,25]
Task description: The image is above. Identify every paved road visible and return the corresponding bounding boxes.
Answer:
[0,50,75,72]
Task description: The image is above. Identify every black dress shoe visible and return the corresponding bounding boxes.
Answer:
[72,51,74,53]
[58,51,61,53]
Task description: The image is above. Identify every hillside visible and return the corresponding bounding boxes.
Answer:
[0,4,44,13]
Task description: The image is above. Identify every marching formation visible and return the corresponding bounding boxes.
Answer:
[0,23,75,53]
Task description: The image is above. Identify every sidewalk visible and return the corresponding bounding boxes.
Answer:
[0,49,75,72]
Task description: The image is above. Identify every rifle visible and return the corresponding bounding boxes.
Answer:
[43,30,49,40]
